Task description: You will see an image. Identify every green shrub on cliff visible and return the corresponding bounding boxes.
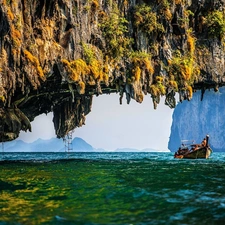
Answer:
[81,43,109,83]
[165,28,199,100]
[156,0,173,21]
[133,4,164,35]
[169,55,193,85]
[206,10,225,40]
[99,8,132,60]
[168,49,200,100]
[150,76,166,98]
[61,42,109,93]
[81,42,95,64]
[129,51,154,82]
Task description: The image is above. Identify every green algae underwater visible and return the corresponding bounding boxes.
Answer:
[0,152,225,225]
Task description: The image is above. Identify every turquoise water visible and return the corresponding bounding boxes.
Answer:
[0,152,225,225]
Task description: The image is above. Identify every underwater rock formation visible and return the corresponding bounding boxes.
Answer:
[1,0,225,141]
[168,87,225,152]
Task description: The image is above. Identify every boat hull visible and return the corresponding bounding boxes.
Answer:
[174,147,212,159]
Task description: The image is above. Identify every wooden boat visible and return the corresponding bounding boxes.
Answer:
[174,135,213,159]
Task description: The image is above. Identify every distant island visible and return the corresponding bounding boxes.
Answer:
[1,137,167,152]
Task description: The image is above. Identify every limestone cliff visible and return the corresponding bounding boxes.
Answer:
[1,0,225,141]
[168,87,225,152]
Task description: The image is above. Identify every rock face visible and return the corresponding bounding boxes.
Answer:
[1,0,225,141]
[168,87,225,152]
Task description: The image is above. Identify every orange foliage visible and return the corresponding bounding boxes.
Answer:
[169,80,178,90]
[167,59,172,65]
[164,8,172,21]
[91,0,99,10]
[175,0,182,4]
[181,64,192,80]
[24,50,45,79]
[143,58,154,74]
[187,85,193,99]
[62,59,89,82]
[150,85,160,97]
[156,76,163,83]
[78,81,86,94]
[133,66,141,81]
[98,10,107,21]
[61,59,71,67]
[123,0,129,7]
[11,26,21,39]
[89,59,102,79]
[187,33,195,55]
[11,25,21,47]
[7,8,14,20]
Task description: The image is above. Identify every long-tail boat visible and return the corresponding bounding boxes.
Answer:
[174,135,212,159]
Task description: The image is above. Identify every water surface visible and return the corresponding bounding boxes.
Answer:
[0,152,225,224]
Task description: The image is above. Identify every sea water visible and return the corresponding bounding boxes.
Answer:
[0,152,225,225]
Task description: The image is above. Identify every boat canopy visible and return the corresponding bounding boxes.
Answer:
[180,140,195,149]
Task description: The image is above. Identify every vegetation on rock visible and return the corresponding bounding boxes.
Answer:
[133,4,164,36]
[99,5,132,60]
[206,10,225,40]
[1,0,225,141]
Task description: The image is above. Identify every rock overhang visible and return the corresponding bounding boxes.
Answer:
[0,0,225,141]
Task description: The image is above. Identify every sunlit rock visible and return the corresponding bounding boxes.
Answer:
[169,87,225,152]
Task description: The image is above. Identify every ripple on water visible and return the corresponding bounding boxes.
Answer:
[133,187,150,198]
[175,189,197,199]
[169,206,198,222]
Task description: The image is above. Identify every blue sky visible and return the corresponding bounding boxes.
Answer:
[18,94,175,151]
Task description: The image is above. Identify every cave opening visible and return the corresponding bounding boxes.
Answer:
[17,94,174,151]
